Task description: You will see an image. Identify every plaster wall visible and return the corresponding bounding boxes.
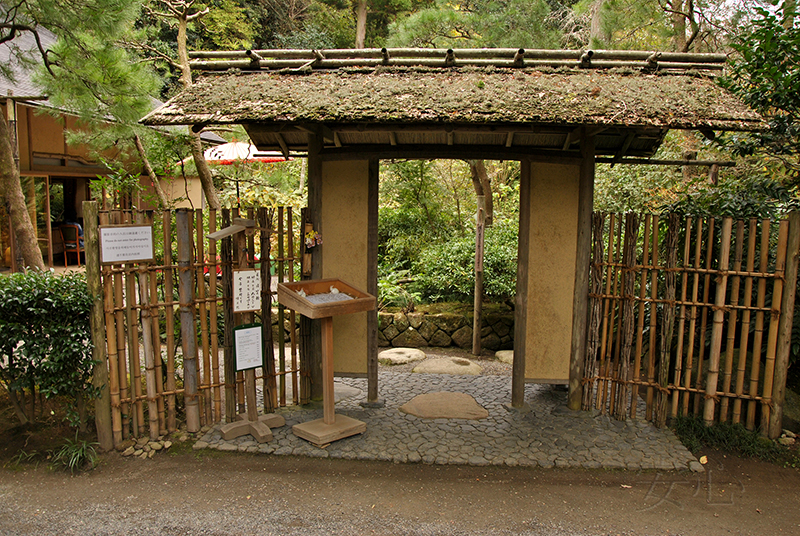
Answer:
[321,160,370,375]
[523,162,580,382]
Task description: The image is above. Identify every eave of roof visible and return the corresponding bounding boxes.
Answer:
[141,65,763,133]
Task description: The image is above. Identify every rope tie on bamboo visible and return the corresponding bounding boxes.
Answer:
[704,393,721,402]
[711,304,732,313]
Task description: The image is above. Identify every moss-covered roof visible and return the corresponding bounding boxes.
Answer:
[142,66,762,132]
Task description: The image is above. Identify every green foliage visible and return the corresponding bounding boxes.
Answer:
[0,271,98,428]
[377,269,421,311]
[49,433,100,474]
[718,1,800,185]
[388,0,561,48]
[672,415,799,466]
[412,217,518,303]
[666,175,800,219]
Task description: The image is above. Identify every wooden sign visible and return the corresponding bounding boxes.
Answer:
[233,269,262,312]
[234,323,263,371]
[99,225,155,264]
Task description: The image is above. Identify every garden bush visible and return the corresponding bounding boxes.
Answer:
[0,270,98,430]
[411,218,518,303]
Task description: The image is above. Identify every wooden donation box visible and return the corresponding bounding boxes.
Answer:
[277,279,375,447]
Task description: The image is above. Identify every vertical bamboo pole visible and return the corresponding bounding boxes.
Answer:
[655,214,679,428]
[720,220,744,422]
[733,219,758,424]
[645,215,660,421]
[583,213,604,411]
[769,211,800,437]
[299,208,313,406]
[177,209,200,433]
[747,220,770,430]
[693,217,715,415]
[100,209,123,446]
[596,213,616,412]
[123,215,144,436]
[136,211,160,440]
[683,218,704,415]
[146,212,166,435]
[277,206,287,406]
[234,207,245,414]
[703,218,733,426]
[671,216,693,417]
[221,209,236,421]
[195,209,211,425]
[208,209,222,423]
[85,201,113,451]
[113,255,129,438]
[614,213,638,420]
[259,207,277,413]
[631,215,651,418]
[287,207,299,405]
[162,210,177,431]
[608,215,625,417]
[760,219,789,433]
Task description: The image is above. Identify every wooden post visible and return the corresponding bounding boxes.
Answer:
[84,201,112,451]
[511,160,531,408]
[769,211,800,437]
[472,195,486,356]
[306,132,324,401]
[614,213,638,420]
[568,133,595,410]
[367,158,380,403]
[177,209,200,432]
[656,214,679,427]
[162,210,177,431]
[259,207,277,413]
[277,206,286,406]
[221,209,236,421]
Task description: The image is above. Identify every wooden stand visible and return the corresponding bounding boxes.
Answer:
[219,369,285,443]
[278,279,375,447]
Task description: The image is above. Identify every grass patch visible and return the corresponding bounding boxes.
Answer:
[672,415,799,466]
[49,433,99,474]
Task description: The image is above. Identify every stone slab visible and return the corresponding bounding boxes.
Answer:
[412,357,482,375]
[378,347,427,365]
[399,391,489,420]
[293,414,367,447]
[220,420,273,443]
[495,350,514,364]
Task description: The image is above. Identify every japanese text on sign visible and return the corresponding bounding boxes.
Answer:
[234,269,262,312]
[99,225,154,264]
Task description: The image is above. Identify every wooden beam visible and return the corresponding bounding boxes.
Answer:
[596,157,736,166]
[318,144,584,163]
[561,127,581,150]
[505,132,514,148]
[568,130,595,411]
[612,132,635,162]
[296,123,335,144]
[512,160,532,408]
[367,158,379,403]
[333,132,342,148]
[276,133,290,159]
[389,131,398,146]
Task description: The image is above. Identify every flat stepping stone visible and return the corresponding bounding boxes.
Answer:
[412,357,482,375]
[399,391,488,420]
[495,350,514,364]
[334,383,362,403]
[378,347,426,365]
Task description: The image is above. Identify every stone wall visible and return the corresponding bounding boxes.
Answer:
[378,312,514,350]
[270,309,515,351]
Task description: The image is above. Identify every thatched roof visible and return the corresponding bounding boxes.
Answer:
[141,49,763,159]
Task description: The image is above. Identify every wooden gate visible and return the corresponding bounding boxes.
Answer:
[96,206,300,446]
[582,212,800,438]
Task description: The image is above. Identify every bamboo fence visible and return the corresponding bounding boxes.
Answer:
[99,207,300,446]
[582,212,800,438]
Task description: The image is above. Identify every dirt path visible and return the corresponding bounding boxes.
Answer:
[1,448,798,535]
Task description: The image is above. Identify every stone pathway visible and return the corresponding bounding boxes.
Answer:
[194,372,702,472]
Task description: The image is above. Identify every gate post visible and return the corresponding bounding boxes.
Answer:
[84,200,113,451]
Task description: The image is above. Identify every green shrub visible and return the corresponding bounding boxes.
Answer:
[412,218,518,303]
[0,270,98,429]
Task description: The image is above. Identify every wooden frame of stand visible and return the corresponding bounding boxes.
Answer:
[278,279,375,446]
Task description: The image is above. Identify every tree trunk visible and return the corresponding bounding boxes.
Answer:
[173,3,220,210]
[134,134,168,209]
[590,0,610,46]
[0,112,44,271]
[784,0,796,28]
[670,1,687,52]
[355,0,368,49]
[468,160,493,226]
